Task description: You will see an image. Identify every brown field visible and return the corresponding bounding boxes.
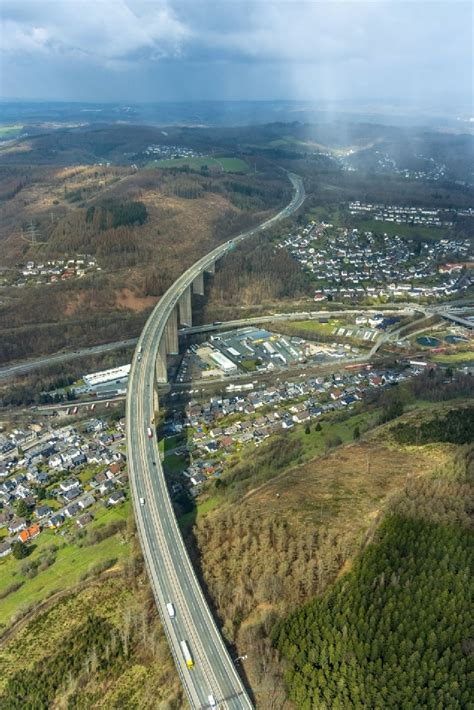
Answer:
[191,417,459,707]
[246,439,451,534]
[115,288,159,312]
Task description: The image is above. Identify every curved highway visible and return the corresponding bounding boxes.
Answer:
[126,173,305,708]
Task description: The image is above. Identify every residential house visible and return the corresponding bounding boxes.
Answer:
[108,462,121,476]
[0,541,12,557]
[18,523,41,542]
[49,514,64,528]
[99,479,115,495]
[35,504,52,519]
[108,490,125,506]
[190,472,206,486]
[64,503,81,518]
[90,471,108,488]
[78,494,95,509]
[60,476,81,492]
[63,487,82,502]
[49,453,64,469]
[8,517,26,534]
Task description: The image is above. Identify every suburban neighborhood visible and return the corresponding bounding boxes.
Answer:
[0,416,127,558]
[278,214,472,302]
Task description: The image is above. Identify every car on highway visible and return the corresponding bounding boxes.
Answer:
[139,497,145,506]
[166,602,175,618]
[146,426,153,438]
[208,695,216,708]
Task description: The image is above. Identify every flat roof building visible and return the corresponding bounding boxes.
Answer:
[84,364,131,389]
[209,351,238,373]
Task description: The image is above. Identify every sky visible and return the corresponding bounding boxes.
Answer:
[0,0,472,109]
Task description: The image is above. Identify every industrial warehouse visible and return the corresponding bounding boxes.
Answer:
[176,326,359,382]
[83,364,131,390]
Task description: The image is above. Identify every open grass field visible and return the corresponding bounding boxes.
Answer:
[146,155,250,173]
[289,408,381,461]
[307,205,346,226]
[0,124,24,138]
[431,349,474,364]
[247,435,452,535]
[277,318,338,335]
[355,218,452,241]
[0,501,130,628]
[179,495,220,534]
[305,205,454,242]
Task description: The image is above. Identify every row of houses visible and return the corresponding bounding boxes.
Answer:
[348,201,456,227]
[174,365,421,489]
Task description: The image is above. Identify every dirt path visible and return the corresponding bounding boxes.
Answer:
[0,569,122,647]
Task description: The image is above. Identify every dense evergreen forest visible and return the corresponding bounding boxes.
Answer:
[85,199,148,229]
[273,443,474,709]
[274,513,473,709]
[392,406,474,446]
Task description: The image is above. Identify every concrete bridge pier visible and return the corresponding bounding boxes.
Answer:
[156,338,168,384]
[178,286,192,327]
[192,272,205,296]
[165,307,179,354]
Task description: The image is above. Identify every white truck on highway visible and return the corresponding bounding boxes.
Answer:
[180,640,194,669]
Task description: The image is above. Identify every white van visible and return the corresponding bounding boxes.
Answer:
[208,695,216,708]
[166,602,175,618]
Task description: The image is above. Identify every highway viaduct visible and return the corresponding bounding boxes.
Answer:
[153,172,305,390]
[126,172,305,709]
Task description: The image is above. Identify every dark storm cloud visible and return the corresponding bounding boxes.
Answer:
[0,0,472,106]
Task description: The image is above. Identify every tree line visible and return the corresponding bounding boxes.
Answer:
[392,406,474,446]
[273,513,473,709]
[272,440,473,708]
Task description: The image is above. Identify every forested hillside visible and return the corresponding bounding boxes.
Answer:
[203,232,310,316]
[274,444,473,709]
[186,401,469,707]
[0,159,289,364]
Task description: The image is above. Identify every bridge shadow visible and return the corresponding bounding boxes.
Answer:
[184,522,256,705]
